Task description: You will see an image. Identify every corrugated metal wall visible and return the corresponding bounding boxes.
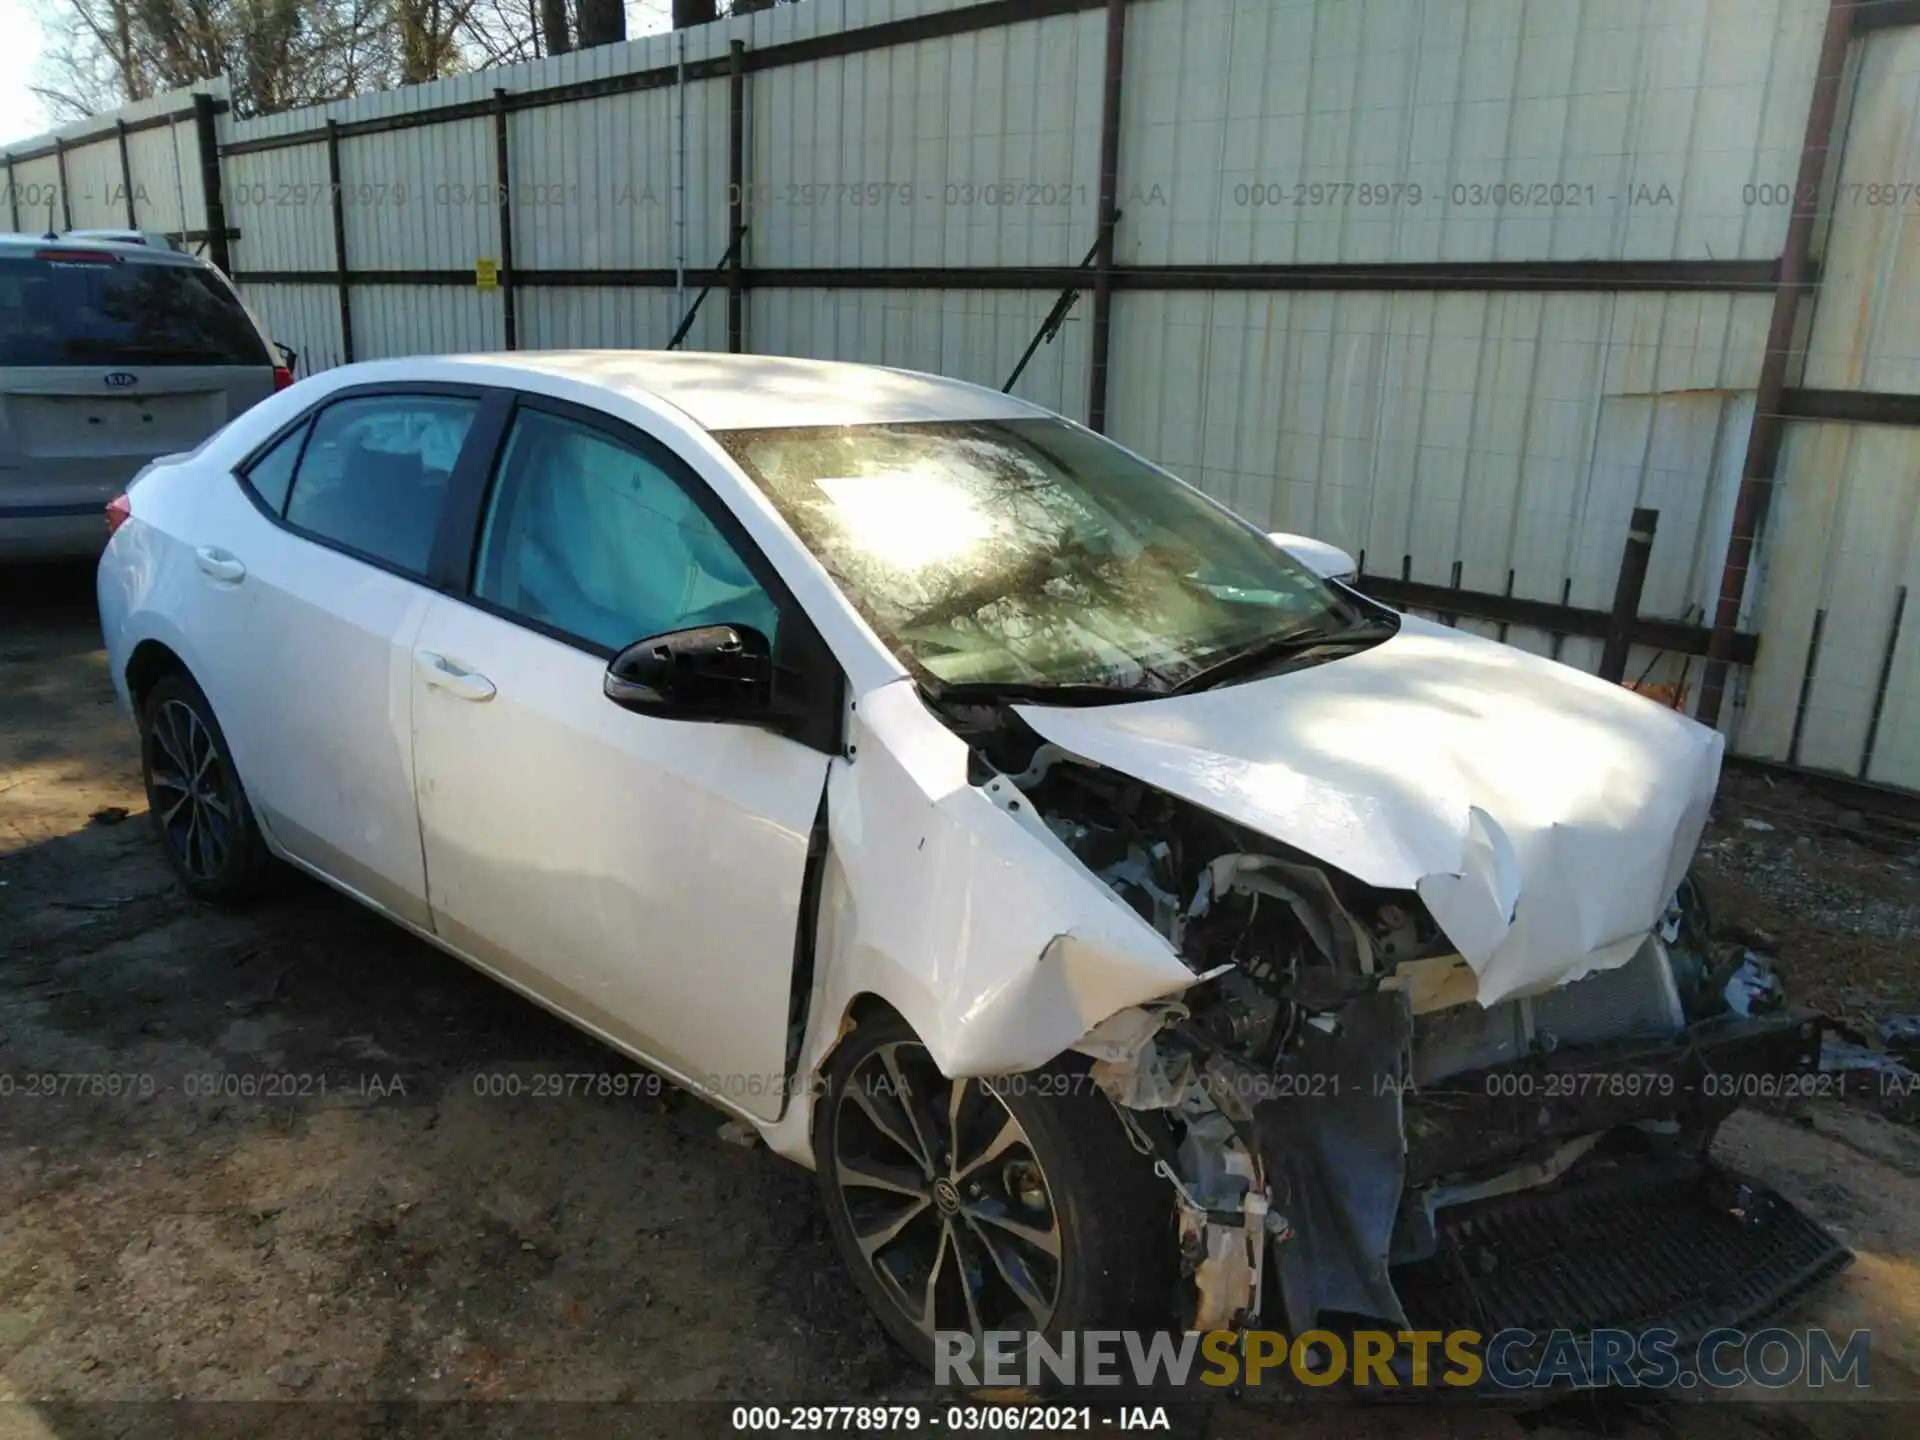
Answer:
[753,288,1091,418]
[1117,0,1820,266]
[1806,23,1920,395]
[1746,422,1919,785]
[1102,289,1770,681]
[1737,19,1920,789]
[7,0,1917,792]
[3,82,222,239]
[750,5,1108,269]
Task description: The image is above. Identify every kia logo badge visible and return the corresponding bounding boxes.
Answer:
[104,372,139,388]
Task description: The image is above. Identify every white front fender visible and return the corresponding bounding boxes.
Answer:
[758,680,1196,1166]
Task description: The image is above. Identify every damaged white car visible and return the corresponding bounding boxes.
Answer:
[97,352,1848,1370]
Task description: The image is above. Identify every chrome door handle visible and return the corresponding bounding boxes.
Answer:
[415,651,497,702]
[195,547,246,583]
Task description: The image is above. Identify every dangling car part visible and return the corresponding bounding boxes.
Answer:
[960,698,1851,1342]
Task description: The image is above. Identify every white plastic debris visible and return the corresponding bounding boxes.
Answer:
[716,1120,758,1148]
[1879,1014,1920,1049]
[1723,953,1781,1017]
[1820,1033,1919,1084]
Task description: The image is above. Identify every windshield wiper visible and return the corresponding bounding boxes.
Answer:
[1171,616,1400,695]
[929,678,1160,707]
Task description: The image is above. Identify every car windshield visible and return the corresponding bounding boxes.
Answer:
[0,254,269,367]
[717,417,1374,695]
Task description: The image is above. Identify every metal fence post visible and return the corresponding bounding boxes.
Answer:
[1858,587,1908,779]
[327,120,354,363]
[1599,508,1659,684]
[1697,0,1853,726]
[53,136,71,231]
[1086,0,1128,432]
[728,38,747,354]
[191,93,231,273]
[494,89,517,351]
[116,119,138,227]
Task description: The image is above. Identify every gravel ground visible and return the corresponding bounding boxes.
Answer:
[1694,772,1920,1040]
[2,560,1917,1438]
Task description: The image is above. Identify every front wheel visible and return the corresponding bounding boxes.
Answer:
[813,1011,1177,1372]
[140,671,272,905]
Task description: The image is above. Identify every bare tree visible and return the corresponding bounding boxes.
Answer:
[31,0,789,123]
[32,0,488,119]
[395,0,479,83]
[457,0,551,67]
[576,0,621,47]
[33,0,159,115]
[538,0,570,54]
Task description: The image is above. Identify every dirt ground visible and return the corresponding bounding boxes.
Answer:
[1692,771,1920,1036]
[3,560,1919,1439]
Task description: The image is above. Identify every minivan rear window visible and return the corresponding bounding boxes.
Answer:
[0,255,269,367]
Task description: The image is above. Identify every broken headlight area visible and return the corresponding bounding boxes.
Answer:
[955,710,1851,1342]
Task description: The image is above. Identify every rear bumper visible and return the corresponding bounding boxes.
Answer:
[0,504,109,560]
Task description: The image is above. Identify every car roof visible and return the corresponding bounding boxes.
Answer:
[0,232,203,265]
[435,350,1053,431]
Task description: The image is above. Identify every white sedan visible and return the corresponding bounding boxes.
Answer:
[97,352,1843,1370]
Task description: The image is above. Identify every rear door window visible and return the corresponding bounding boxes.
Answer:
[0,254,269,367]
[284,395,479,577]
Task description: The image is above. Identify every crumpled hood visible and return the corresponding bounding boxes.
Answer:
[1014,616,1723,1005]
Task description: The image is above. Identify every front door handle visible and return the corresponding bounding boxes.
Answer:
[195,547,247,583]
[416,651,497,702]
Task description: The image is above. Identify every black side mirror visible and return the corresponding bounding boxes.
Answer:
[604,624,775,722]
[274,341,300,372]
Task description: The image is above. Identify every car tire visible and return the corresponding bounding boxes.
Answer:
[139,672,273,905]
[814,1010,1178,1373]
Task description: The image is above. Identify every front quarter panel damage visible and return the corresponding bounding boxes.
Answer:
[1013,616,1727,1006]
[798,679,1197,1096]
[764,673,1848,1354]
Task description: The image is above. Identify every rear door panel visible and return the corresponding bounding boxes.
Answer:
[178,485,441,926]
[158,386,498,929]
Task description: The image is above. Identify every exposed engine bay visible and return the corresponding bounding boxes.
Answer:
[941,699,1850,1342]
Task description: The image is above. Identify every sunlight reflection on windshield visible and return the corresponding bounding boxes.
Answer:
[814,471,992,570]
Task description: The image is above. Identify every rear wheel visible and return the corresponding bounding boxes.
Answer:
[140,672,272,905]
[814,1011,1177,1372]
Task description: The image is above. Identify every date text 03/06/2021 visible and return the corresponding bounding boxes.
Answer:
[730,1406,1170,1432]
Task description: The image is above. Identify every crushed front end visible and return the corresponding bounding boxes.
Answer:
[947,704,1853,1344]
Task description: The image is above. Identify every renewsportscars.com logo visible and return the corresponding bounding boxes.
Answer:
[935,1327,1873,1391]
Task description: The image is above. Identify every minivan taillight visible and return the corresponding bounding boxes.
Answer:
[272,365,294,391]
[106,494,131,536]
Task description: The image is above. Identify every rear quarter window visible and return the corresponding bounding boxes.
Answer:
[242,422,310,516]
[0,254,269,367]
